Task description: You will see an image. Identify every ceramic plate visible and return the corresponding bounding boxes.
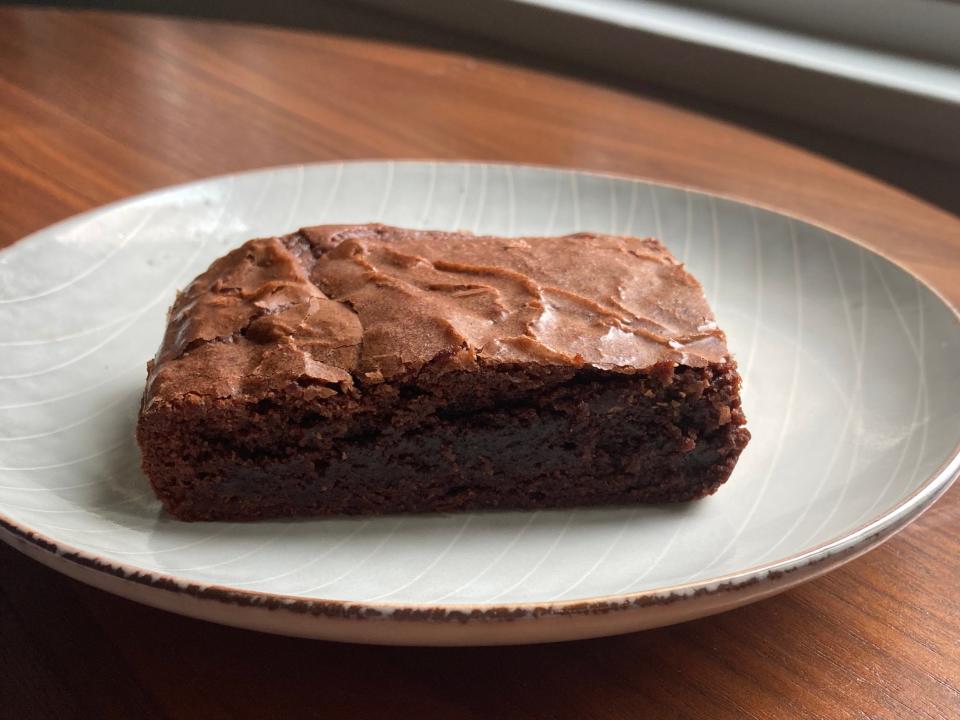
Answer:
[1,161,958,646]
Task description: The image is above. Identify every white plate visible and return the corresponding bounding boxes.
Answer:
[1,161,958,646]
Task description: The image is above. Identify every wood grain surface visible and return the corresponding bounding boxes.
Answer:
[1,8,958,719]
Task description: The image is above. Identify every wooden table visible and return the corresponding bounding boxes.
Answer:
[2,8,958,719]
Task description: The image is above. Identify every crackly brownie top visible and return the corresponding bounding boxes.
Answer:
[143,224,729,407]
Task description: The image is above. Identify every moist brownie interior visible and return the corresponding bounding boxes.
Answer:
[137,224,750,521]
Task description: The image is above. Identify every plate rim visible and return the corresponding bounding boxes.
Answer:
[2,159,959,623]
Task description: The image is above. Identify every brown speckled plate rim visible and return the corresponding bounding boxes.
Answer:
[1,161,958,625]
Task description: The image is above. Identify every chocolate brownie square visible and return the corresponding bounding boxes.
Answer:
[137,224,749,520]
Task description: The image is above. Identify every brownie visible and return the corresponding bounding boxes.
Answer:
[137,224,749,521]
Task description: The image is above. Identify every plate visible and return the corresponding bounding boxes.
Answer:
[1,161,958,646]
